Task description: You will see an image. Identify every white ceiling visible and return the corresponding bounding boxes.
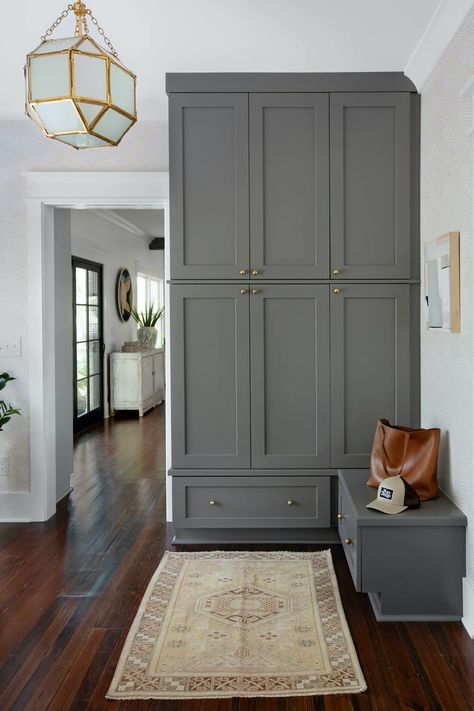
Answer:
[1,0,470,121]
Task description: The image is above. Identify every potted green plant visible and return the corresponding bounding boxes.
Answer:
[0,372,21,432]
[131,304,164,349]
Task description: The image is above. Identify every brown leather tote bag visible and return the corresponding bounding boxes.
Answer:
[368,419,441,500]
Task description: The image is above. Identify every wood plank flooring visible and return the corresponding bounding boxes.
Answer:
[0,406,473,710]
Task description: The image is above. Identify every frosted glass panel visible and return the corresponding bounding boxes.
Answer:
[110,63,135,115]
[34,100,84,134]
[76,38,102,54]
[55,134,109,148]
[73,52,107,100]
[94,108,133,142]
[77,101,104,126]
[31,37,79,55]
[30,54,69,99]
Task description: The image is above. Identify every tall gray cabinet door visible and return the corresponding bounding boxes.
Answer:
[330,93,411,279]
[250,94,329,279]
[251,285,330,468]
[169,94,249,279]
[170,285,250,468]
[330,284,411,468]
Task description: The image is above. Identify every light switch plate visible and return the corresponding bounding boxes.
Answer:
[0,337,22,358]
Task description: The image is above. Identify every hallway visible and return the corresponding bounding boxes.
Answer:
[0,407,472,709]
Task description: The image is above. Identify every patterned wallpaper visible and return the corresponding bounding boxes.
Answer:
[0,120,169,492]
[420,6,474,581]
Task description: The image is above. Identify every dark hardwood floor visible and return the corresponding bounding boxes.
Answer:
[0,406,473,710]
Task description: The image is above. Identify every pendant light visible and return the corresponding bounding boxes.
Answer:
[25,1,137,149]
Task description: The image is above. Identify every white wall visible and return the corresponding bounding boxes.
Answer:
[420,6,474,609]
[71,209,164,417]
[0,120,168,493]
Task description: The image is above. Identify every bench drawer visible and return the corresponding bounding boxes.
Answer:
[173,476,331,528]
[338,480,360,589]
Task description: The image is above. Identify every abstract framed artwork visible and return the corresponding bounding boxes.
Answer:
[424,231,460,332]
[117,268,133,322]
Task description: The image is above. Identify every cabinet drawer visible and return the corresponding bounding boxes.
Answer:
[337,481,360,589]
[173,476,331,528]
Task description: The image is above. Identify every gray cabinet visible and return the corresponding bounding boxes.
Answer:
[170,284,250,468]
[249,94,329,278]
[330,93,411,279]
[169,93,249,279]
[330,284,411,468]
[250,284,330,467]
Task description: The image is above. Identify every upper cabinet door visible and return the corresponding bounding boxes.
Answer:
[169,94,249,279]
[170,284,250,469]
[250,284,330,468]
[330,93,411,279]
[250,94,330,279]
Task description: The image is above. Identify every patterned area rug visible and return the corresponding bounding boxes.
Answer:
[107,550,367,700]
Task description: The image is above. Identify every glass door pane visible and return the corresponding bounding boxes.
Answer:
[73,257,104,434]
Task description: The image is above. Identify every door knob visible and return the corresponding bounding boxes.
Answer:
[209,499,216,507]
[333,288,341,294]
[240,289,248,295]
[251,289,260,295]
[344,538,353,545]
[337,513,345,520]
[252,270,259,276]
[332,268,341,276]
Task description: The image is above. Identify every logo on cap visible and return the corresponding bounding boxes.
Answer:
[379,487,393,500]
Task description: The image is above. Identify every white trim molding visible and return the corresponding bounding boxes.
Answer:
[405,0,474,91]
[15,171,172,524]
[463,578,474,637]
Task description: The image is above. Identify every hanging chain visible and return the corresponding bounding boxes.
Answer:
[40,3,119,58]
[41,5,74,42]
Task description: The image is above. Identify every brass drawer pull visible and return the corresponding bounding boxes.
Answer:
[209,499,216,507]
[333,288,341,294]
[251,289,260,295]
[344,537,353,545]
[252,269,260,276]
[337,513,345,520]
[239,269,247,276]
[287,499,295,506]
[333,268,341,276]
[240,289,248,295]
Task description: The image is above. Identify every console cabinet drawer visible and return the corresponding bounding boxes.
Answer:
[173,476,331,528]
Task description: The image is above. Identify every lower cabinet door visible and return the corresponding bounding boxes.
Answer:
[170,285,251,468]
[172,475,331,528]
[330,284,411,467]
[141,355,154,403]
[250,285,330,468]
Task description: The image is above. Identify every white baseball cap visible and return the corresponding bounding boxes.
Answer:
[367,476,420,515]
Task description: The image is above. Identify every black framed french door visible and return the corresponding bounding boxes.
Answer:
[72,257,105,434]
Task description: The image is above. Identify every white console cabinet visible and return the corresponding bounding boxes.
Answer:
[110,349,164,416]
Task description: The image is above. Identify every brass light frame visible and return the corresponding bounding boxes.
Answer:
[25,2,137,149]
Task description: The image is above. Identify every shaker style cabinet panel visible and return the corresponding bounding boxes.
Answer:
[170,285,250,468]
[250,94,330,279]
[250,285,330,468]
[169,94,249,279]
[330,284,411,468]
[330,93,411,279]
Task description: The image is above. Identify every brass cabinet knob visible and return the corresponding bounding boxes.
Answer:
[251,289,260,295]
[333,288,341,294]
[239,269,247,275]
[287,499,294,506]
[209,499,216,507]
[252,270,259,276]
[337,513,345,520]
[344,538,353,545]
[332,268,341,276]
[240,289,248,295]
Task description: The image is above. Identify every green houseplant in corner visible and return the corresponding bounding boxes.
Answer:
[0,372,21,432]
[131,304,164,349]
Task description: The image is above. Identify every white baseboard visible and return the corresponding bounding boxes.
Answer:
[462,577,474,638]
[0,492,32,522]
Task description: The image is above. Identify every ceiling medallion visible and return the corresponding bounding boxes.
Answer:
[24,1,137,149]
